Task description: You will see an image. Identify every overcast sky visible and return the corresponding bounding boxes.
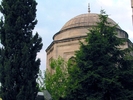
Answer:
[35,0,133,71]
[1,0,131,71]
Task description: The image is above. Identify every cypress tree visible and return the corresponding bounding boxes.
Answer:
[65,10,133,100]
[0,0,43,100]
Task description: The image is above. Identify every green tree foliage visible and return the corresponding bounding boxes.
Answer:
[0,0,43,100]
[64,10,133,100]
[45,57,68,100]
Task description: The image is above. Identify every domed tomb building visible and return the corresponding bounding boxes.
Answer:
[46,12,132,73]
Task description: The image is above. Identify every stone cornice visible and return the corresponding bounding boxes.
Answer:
[46,35,87,52]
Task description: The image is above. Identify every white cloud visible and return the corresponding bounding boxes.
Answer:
[97,0,130,9]
[37,49,46,71]
[126,29,133,41]
[36,0,133,71]
[97,0,113,7]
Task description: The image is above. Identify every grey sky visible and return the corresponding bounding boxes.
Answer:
[35,0,132,71]
[1,0,132,71]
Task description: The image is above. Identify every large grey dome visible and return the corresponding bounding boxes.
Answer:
[53,13,124,41]
[46,12,132,74]
[60,13,121,31]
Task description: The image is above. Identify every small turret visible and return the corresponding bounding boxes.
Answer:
[88,3,91,13]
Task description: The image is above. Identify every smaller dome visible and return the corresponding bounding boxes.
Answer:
[60,13,121,31]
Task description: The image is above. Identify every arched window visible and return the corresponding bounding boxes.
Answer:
[68,56,76,66]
